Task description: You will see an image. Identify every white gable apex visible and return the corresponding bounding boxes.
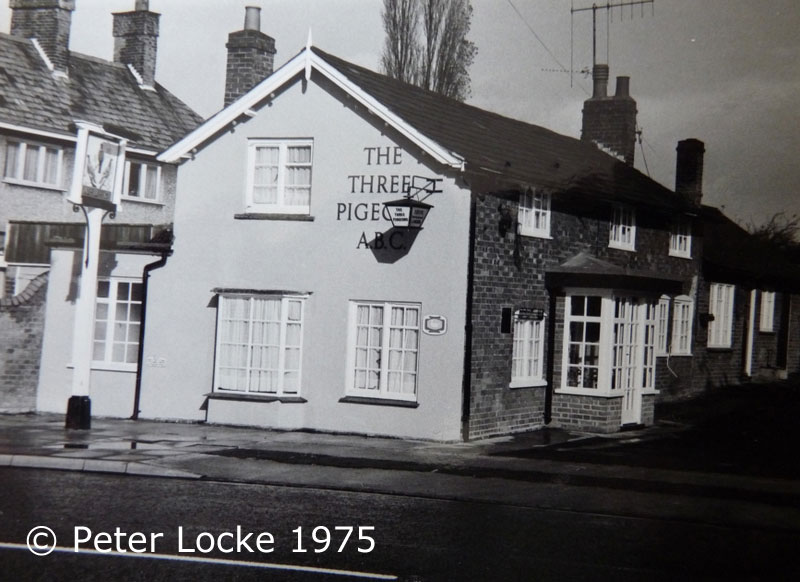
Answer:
[158,46,465,170]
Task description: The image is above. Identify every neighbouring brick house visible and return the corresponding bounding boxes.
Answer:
[687,206,800,397]
[0,0,200,413]
[102,7,782,441]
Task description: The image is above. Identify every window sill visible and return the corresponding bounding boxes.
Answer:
[339,396,419,408]
[518,231,552,240]
[234,213,315,221]
[66,363,137,373]
[208,391,307,404]
[758,329,775,335]
[668,351,693,357]
[122,196,164,207]
[3,178,64,192]
[668,251,692,260]
[640,389,661,396]
[555,388,624,398]
[509,379,547,389]
[608,242,636,252]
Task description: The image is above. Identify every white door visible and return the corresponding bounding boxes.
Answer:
[614,298,656,426]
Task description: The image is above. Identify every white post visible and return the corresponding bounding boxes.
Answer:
[65,123,126,429]
[70,207,104,396]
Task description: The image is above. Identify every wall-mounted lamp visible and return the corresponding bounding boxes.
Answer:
[498,203,514,237]
[699,312,715,325]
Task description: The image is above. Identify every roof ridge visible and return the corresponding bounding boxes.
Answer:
[311,46,584,146]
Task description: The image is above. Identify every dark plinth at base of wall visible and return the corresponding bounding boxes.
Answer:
[65,396,91,430]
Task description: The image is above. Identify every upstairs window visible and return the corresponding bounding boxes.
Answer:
[708,283,735,348]
[609,205,636,251]
[518,189,551,238]
[246,139,312,214]
[759,291,775,332]
[3,140,63,188]
[123,160,161,202]
[669,218,692,258]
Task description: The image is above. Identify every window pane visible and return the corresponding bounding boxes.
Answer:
[23,146,39,181]
[43,148,59,184]
[287,146,311,163]
[4,142,19,177]
[128,162,142,196]
[144,165,159,199]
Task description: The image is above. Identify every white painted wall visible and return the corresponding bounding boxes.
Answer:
[37,247,161,418]
[140,75,471,440]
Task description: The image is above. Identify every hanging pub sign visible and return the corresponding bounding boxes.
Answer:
[516,307,545,321]
[67,121,127,212]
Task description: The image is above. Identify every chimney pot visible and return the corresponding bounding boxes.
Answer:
[675,139,705,206]
[244,6,261,31]
[591,64,610,98]
[135,0,149,10]
[224,7,276,107]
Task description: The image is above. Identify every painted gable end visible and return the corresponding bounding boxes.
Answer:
[141,72,471,440]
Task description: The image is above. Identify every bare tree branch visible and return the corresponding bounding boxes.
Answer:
[381,0,476,101]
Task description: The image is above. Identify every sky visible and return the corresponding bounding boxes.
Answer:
[2,0,798,230]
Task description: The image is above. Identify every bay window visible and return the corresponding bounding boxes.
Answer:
[561,293,658,394]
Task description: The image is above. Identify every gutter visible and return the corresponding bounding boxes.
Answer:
[460,193,477,440]
[131,248,171,420]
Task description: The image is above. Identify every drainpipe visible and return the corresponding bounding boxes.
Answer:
[744,289,756,377]
[460,193,477,440]
[131,248,170,420]
[544,289,557,424]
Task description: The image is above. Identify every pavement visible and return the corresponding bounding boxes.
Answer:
[2,382,800,527]
[0,386,800,506]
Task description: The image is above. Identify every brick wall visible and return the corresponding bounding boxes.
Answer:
[550,393,623,433]
[0,271,47,412]
[466,191,698,438]
[787,294,800,375]
[10,0,74,71]
[112,8,160,86]
[690,278,748,392]
[225,29,276,107]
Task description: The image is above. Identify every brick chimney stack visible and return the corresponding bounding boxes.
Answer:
[581,65,638,166]
[675,139,705,206]
[112,0,160,87]
[224,6,276,107]
[10,0,75,73]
